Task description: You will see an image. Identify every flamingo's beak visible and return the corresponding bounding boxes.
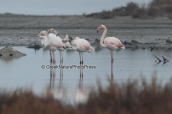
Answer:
[56,34,58,36]
[97,27,100,33]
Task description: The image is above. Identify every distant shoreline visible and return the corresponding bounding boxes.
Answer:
[0,14,172,47]
[0,13,81,17]
[0,13,172,29]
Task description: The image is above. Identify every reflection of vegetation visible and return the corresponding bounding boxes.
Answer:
[84,0,172,19]
[2,76,172,113]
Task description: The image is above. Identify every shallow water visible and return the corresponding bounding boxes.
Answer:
[0,46,172,104]
[1,28,172,46]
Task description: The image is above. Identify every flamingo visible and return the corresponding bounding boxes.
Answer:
[97,24,125,76]
[38,31,54,63]
[46,28,66,65]
[72,37,94,77]
[62,34,72,49]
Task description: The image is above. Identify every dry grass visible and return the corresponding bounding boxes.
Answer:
[168,12,172,19]
[79,77,172,114]
[0,89,77,114]
[1,76,172,114]
[84,0,172,19]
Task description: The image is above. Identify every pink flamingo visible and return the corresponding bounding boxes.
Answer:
[38,31,54,63]
[97,25,125,76]
[72,37,94,77]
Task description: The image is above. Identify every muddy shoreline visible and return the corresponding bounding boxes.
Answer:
[0,14,172,48]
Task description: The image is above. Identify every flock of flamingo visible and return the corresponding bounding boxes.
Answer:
[38,25,125,76]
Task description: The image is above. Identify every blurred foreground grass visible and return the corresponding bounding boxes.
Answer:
[1,76,172,114]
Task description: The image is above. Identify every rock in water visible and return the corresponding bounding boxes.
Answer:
[0,46,26,57]
[131,40,139,44]
[166,39,172,44]
[95,38,100,43]
[27,41,42,49]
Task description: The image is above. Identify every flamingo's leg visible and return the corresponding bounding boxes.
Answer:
[59,51,63,66]
[52,51,56,64]
[50,51,52,63]
[79,52,81,65]
[59,51,61,66]
[81,52,83,77]
[79,52,82,77]
[81,52,83,65]
[61,51,63,66]
[111,50,114,77]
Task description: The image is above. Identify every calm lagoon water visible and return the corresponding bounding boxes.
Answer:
[0,46,172,104]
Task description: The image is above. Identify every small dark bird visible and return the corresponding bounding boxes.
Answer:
[150,47,154,51]
[152,54,162,63]
[162,56,169,62]
[9,54,13,56]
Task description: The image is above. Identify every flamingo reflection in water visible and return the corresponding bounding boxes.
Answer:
[74,67,92,103]
[49,62,56,88]
[49,63,68,103]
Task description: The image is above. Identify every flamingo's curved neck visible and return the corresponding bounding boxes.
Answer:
[46,31,50,38]
[100,27,107,48]
[47,30,51,36]
[46,31,52,43]
[45,31,52,46]
[39,33,44,39]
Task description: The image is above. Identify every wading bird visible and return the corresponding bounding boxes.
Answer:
[97,25,125,77]
[72,37,94,77]
[46,28,66,65]
[38,31,54,63]
[162,56,169,62]
[63,34,72,49]
[152,54,162,63]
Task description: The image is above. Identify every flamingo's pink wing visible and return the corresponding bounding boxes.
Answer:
[106,37,124,47]
[109,42,124,47]
[77,39,94,51]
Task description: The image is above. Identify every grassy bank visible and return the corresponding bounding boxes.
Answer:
[84,0,172,19]
[1,77,172,114]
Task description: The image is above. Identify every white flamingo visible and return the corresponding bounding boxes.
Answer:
[72,37,94,76]
[46,28,66,65]
[97,25,125,76]
[63,34,72,49]
[38,31,54,62]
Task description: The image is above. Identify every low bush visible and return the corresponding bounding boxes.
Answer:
[83,0,172,19]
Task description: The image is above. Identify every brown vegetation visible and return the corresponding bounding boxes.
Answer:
[0,89,77,114]
[1,76,172,114]
[84,0,172,19]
